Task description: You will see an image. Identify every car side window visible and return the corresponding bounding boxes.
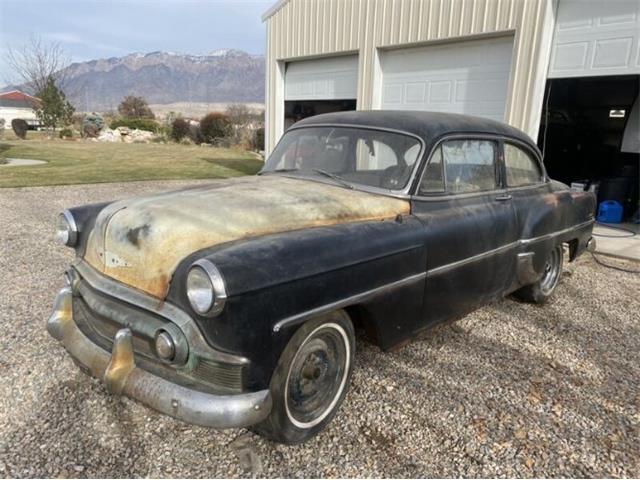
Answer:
[418,146,445,194]
[504,143,543,187]
[443,139,497,194]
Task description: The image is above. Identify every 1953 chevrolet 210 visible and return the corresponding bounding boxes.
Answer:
[47,111,596,443]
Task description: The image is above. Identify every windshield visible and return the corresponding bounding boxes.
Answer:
[262,126,423,190]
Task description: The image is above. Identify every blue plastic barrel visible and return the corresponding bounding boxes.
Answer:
[597,200,623,223]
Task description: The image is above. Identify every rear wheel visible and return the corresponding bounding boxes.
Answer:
[513,245,564,303]
[252,310,355,444]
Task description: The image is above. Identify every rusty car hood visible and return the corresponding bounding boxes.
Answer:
[83,175,410,298]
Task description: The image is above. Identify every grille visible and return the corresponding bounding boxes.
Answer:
[74,297,155,359]
[72,283,244,393]
[193,358,245,392]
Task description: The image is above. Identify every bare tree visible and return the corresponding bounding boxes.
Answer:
[5,35,70,94]
[225,103,252,127]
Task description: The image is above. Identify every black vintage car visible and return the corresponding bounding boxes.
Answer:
[48,111,596,443]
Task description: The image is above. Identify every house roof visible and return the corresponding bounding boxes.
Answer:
[0,90,40,109]
[292,110,538,152]
[262,0,288,21]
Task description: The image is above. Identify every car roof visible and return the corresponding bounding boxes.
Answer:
[293,110,539,154]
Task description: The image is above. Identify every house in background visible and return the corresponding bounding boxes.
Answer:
[0,90,40,129]
[262,0,639,219]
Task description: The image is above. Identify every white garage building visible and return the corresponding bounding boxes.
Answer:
[262,0,639,219]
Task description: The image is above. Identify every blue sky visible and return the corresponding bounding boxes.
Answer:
[0,0,272,83]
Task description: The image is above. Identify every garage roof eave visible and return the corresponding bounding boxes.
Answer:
[261,0,289,22]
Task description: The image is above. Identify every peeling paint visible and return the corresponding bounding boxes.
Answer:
[84,176,410,298]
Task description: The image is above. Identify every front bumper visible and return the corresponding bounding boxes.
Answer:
[47,287,272,429]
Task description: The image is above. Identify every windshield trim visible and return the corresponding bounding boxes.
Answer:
[259,123,426,198]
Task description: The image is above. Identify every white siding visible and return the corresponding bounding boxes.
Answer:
[265,0,556,153]
[0,107,37,128]
[380,36,514,122]
[549,0,640,78]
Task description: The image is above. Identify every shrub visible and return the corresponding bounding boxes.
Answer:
[82,114,105,138]
[171,117,190,142]
[0,118,5,138]
[59,128,73,139]
[110,117,159,132]
[11,119,28,139]
[200,113,231,143]
[253,127,265,151]
[117,96,154,119]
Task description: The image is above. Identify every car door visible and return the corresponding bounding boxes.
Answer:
[411,136,519,326]
[502,141,557,284]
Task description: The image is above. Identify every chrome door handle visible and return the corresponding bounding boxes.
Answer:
[495,194,512,201]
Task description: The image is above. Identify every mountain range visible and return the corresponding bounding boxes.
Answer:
[43,49,265,112]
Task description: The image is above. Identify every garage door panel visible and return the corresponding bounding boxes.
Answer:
[380,36,514,122]
[593,37,633,69]
[429,82,452,103]
[549,0,640,78]
[285,55,358,101]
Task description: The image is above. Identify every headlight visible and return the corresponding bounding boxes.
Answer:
[56,210,78,247]
[186,259,227,316]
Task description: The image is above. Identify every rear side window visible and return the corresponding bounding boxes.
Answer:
[443,139,497,194]
[504,143,543,187]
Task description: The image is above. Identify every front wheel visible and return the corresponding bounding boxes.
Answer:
[513,244,564,303]
[252,310,355,444]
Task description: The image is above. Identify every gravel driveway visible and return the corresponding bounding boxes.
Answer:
[0,181,638,478]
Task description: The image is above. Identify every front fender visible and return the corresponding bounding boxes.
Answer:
[167,216,426,389]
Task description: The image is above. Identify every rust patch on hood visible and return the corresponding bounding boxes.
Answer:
[84,176,410,298]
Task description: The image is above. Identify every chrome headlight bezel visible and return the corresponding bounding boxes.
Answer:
[186,259,227,317]
[56,210,78,247]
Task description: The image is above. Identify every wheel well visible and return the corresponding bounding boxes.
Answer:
[566,238,579,262]
[344,304,382,347]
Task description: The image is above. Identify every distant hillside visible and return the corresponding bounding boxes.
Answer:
[54,49,265,112]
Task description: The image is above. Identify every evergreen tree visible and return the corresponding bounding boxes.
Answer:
[35,77,75,130]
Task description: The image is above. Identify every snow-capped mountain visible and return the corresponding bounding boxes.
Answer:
[59,49,265,111]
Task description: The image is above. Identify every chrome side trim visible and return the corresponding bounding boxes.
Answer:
[272,220,594,333]
[74,260,248,366]
[427,220,595,278]
[519,219,595,246]
[426,241,517,278]
[272,271,427,332]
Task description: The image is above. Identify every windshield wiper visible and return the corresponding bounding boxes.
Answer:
[310,169,354,189]
[258,168,300,175]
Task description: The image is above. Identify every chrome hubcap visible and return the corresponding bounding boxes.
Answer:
[285,324,350,428]
[540,247,561,295]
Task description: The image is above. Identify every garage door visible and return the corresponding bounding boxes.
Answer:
[380,36,514,122]
[548,0,640,78]
[285,55,358,101]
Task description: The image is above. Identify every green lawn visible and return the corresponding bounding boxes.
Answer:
[0,132,263,188]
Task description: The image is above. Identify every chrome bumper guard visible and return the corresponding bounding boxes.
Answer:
[47,287,272,429]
